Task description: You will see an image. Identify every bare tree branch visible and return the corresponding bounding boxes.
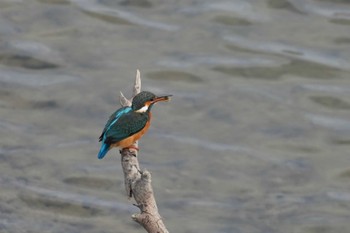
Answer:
[119,70,169,233]
[133,69,141,95]
[119,91,131,107]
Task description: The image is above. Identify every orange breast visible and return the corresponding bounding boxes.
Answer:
[113,113,152,149]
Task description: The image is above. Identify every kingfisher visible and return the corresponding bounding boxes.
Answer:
[97,91,171,159]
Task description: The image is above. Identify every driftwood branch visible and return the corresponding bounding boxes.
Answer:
[119,70,169,233]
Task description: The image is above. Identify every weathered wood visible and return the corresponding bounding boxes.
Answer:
[119,70,169,233]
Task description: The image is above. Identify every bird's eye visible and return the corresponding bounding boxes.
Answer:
[150,98,154,101]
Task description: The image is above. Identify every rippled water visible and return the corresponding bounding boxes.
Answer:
[1,0,350,232]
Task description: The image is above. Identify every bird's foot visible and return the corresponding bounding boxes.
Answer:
[122,145,139,152]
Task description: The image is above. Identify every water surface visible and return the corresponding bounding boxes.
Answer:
[1,0,350,232]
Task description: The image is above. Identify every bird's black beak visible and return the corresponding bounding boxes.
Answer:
[152,95,172,103]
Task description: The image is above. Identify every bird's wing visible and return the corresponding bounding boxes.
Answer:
[99,106,132,141]
[104,112,149,144]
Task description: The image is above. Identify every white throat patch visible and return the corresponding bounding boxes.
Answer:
[136,105,149,113]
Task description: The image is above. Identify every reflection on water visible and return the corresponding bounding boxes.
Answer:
[0,68,80,86]
[1,0,350,232]
[223,35,350,70]
[71,0,179,30]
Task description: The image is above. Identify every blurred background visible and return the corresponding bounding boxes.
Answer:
[1,0,350,232]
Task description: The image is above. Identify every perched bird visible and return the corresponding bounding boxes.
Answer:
[98,91,171,159]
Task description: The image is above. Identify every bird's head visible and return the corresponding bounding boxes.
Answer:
[132,91,171,112]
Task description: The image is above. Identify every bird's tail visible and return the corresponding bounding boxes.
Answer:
[97,143,110,159]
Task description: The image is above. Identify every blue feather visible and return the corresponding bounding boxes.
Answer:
[104,107,132,140]
[98,143,110,159]
[98,106,132,159]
